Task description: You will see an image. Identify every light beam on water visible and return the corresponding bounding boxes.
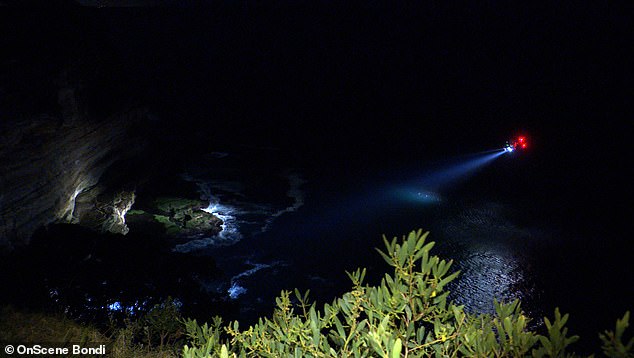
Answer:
[392,148,506,204]
[411,149,506,191]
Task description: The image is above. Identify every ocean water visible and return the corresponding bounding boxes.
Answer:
[164,146,632,353]
[1,143,623,355]
[171,150,537,316]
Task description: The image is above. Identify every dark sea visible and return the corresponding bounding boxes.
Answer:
[168,140,632,354]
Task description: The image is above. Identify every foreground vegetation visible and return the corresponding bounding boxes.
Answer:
[1,303,183,358]
[2,230,631,357]
[182,230,632,357]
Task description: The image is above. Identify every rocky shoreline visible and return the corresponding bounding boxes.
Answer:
[127,196,223,242]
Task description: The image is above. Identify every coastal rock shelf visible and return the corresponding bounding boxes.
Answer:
[126,197,223,240]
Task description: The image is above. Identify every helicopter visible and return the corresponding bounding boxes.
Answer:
[504,135,528,153]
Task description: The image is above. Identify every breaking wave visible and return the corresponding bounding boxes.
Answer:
[227,260,285,299]
[261,173,306,232]
[174,171,305,252]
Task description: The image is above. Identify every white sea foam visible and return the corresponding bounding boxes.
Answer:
[261,173,306,232]
[202,200,243,242]
[172,200,242,252]
[175,170,305,252]
[228,261,285,299]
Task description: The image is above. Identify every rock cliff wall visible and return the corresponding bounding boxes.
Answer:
[0,109,148,249]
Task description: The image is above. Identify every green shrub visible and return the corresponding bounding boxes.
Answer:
[109,296,185,356]
[600,311,634,358]
[181,229,632,357]
[2,298,184,358]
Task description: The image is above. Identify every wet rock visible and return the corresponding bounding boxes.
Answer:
[75,190,136,235]
[126,197,223,241]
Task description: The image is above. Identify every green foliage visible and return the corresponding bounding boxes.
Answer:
[1,300,185,358]
[108,297,185,357]
[182,317,226,358]
[154,197,205,213]
[600,311,634,358]
[114,297,185,350]
[532,307,579,358]
[180,229,631,357]
[143,297,187,348]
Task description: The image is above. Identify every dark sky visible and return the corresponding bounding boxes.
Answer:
[102,2,632,159]
[2,2,632,202]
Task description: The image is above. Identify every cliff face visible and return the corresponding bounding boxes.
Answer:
[0,4,163,250]
[0,110,148,249]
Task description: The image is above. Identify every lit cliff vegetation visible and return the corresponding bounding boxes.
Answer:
[2,230,631,357]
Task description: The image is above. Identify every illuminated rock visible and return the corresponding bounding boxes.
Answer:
[0,61,148,249]
[125,197,223,240]
[0,112,149,249]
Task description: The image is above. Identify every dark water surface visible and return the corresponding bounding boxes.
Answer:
[172,147,631,353]
[2,146,629,355]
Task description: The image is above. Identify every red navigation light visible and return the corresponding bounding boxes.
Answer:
[504,134,530,153]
